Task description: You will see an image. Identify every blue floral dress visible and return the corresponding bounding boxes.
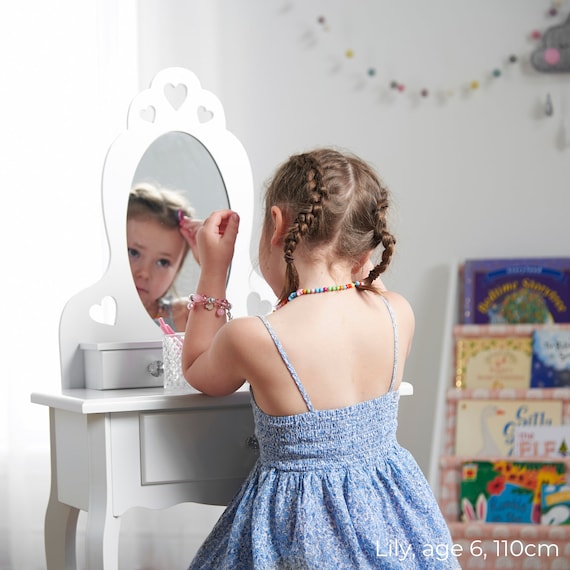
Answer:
[188,299,460,569]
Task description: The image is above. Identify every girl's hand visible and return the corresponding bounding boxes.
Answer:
[179,217,203,264]
[196,210,240,277]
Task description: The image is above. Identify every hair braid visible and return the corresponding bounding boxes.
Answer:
[281,154,328,301]
[362,184,396,288]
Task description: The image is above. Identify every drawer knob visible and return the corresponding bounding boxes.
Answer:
[147,360,164,377]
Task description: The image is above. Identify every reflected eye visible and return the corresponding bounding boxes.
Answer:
[128,247,140,259]
[157,258,171,268]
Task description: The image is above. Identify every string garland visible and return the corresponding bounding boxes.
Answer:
[310,1,566,103]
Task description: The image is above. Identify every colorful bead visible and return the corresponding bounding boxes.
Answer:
[276,281,360,310]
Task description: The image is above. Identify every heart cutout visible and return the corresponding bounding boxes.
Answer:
[247,292,273,316]
[89,296,117,326]
[140,105,156,123]
[198,105,214,123]
[164,83,188,110]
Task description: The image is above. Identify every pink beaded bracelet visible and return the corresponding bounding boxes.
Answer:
[187,293,233,320]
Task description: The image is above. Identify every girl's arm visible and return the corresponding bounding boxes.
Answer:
[181,210,246,395]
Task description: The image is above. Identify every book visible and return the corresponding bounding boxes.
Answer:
[460,460,565,524]
[530,329,570,388]
[455,399,563,457]
[454,334,532,389]
[542,483,570,525]
[461,257,570,324]
[513,425,570,458]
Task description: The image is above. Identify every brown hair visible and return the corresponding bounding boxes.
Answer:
[263,148,396,305]
[128,183,195,228]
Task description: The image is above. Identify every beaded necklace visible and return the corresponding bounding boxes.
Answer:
[275,280,361,311]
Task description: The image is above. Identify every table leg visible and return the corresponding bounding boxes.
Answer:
[44,497,80,569]
[85,414,121,570]
[85,506,121,570]
[45,408,80,570]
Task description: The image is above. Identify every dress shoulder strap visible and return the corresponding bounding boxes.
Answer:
[380,295,399,392]
[257,315,315,412]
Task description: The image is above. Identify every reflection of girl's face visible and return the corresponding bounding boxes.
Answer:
[127,217,186,316]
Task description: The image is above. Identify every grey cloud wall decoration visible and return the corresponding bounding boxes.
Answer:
[531,15,570,72]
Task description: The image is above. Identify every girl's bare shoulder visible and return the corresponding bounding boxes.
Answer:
[381,289,414,317]
[380,288,414,327]
[218,315,270,349]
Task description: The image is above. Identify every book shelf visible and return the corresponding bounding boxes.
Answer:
[430,263,570,569]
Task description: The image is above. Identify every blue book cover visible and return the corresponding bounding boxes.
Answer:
[461,257,570,324]
[531,329,570,388]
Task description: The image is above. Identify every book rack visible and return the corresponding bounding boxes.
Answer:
[432,263,570,569]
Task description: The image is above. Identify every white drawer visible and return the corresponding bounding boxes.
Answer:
[139,406,258,485]
[80,340,163,389]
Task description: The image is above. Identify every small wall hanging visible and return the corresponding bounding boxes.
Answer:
[531,14,570,72]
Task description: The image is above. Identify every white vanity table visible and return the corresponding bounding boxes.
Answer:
[31,68,264,570]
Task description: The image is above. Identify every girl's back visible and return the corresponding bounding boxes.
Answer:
[242,288,414,417]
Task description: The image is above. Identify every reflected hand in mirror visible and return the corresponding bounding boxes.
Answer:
[127,183,202,332]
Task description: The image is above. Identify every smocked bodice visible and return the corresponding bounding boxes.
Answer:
[251,390,400,471]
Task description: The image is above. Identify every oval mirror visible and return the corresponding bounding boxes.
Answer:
[128,131,229,330]
[58,67,262,389]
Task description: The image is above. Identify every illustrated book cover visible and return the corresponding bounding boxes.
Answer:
[454,399,563,457]
[461,257,570,324]
[454,334,532,389]
[530,328,570,388]
[460,460,565,524]
[542,483,570,525]
[513,425,570,458]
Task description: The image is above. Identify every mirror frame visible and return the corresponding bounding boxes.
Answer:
[59,67,255,389]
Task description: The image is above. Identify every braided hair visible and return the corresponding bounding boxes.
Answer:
[263,148,396,305]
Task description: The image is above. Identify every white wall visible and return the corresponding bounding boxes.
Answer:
[139,0,570,476]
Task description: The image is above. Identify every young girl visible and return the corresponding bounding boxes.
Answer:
[182,149,459,569]
[127,184,201,331]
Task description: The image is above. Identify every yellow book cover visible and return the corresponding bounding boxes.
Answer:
[455,399,563,457]
[455,336,532,389]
